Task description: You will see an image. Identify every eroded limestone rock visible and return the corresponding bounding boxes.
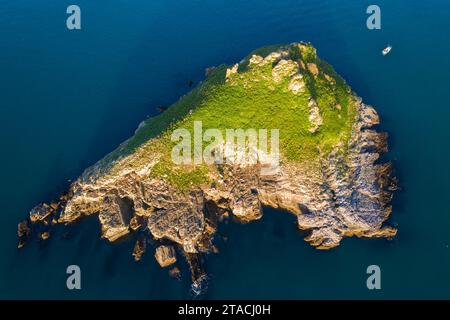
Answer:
[155,245,177,268]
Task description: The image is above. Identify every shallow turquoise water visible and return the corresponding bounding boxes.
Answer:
[1,0,450,299]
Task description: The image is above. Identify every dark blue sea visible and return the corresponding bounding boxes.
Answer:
[1,0,450,299]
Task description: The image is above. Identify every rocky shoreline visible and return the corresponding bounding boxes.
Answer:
[17,43,397,293]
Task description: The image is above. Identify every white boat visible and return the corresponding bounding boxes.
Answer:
[382,45,392,56]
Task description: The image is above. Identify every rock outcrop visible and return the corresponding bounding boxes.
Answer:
[132,235,147,262]
[154,245,177,268]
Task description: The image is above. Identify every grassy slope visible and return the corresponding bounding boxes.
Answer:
[103,43,357,190]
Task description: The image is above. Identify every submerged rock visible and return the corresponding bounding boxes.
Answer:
[17,220,30,238]
[17,220,30,249]
[39,231,50,241]
[18,42,397,288]
[169,266,181,279]
[132,235,147,262]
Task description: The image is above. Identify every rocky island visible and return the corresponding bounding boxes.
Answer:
[17,42,397,293]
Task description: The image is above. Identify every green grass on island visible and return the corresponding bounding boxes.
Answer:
[104,43,357,190]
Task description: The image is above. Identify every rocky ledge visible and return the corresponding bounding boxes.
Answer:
[17,42,397,293]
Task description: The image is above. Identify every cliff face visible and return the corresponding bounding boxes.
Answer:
[18,43,397,291]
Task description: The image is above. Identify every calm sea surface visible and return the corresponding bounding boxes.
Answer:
[1,0,450,299]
